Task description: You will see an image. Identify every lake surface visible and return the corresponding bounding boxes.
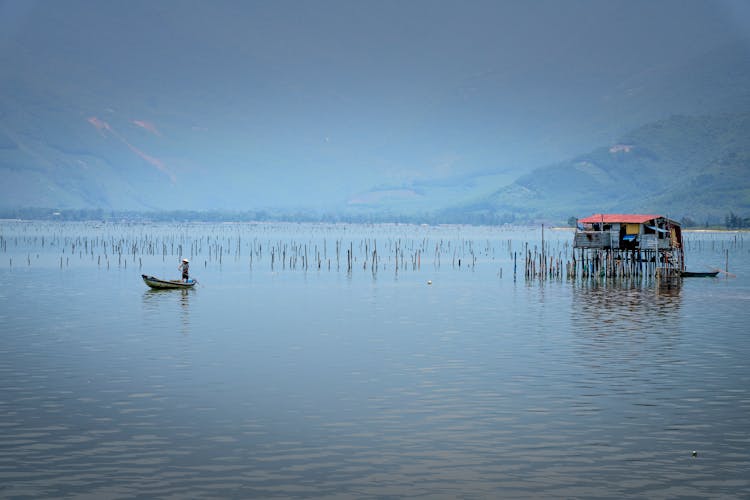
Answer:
[1,221,749,498]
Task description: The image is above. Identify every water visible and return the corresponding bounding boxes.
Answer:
[1,221,749,498]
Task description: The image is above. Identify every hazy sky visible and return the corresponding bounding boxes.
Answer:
[1,0,749,209]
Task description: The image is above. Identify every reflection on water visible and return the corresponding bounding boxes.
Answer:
[1,224,749,498]
[142,288,192,335]
[571,278,682,373]
[573,277,681,326]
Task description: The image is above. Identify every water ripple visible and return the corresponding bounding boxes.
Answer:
[1,226,749,497]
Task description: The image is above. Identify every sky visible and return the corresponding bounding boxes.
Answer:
[1,0,749,210]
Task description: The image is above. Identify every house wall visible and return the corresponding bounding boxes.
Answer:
[641,234,658,250]
[574,231,609,249]
[573,218,682,252]
[610,228,620,249]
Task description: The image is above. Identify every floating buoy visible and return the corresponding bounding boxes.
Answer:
[427,280,432,285]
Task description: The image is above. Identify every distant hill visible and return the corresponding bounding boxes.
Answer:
[449,113,750,225]
[325,40,750,219]
[1,16,749,218]
[0,54,243,211]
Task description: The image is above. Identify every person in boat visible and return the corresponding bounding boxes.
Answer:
[178,258,190,282]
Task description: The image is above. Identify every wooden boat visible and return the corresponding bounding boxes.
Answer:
[680,270,719,278]
[142,274,197,289]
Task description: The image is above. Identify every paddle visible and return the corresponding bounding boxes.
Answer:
[710,267,737,278]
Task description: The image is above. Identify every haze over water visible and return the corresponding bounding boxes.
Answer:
[1,221,749,498]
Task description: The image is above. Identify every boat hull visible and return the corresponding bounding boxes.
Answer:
[142,274,196,289]
[680,271,719,278]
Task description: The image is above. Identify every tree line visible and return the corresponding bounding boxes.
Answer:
[2,207,748,228]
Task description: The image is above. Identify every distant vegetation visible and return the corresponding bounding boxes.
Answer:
[0,207,444,225]
[3,206,748,230]
[724,211,750,229]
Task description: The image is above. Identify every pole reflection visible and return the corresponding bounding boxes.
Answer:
[142,288,193,336]
[570,278,683,372]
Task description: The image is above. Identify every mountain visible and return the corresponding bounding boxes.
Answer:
[452,113,750,225]
[347,40,750,216]
[1,2,749,215]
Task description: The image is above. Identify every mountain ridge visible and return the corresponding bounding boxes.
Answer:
[446,112,750,224]
[1,25,749,217]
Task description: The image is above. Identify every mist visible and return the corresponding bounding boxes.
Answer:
[1,0,748,214]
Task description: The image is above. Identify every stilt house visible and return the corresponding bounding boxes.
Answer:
[573,214,684,277]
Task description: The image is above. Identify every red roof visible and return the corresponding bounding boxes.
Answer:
[578,214,662,224]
